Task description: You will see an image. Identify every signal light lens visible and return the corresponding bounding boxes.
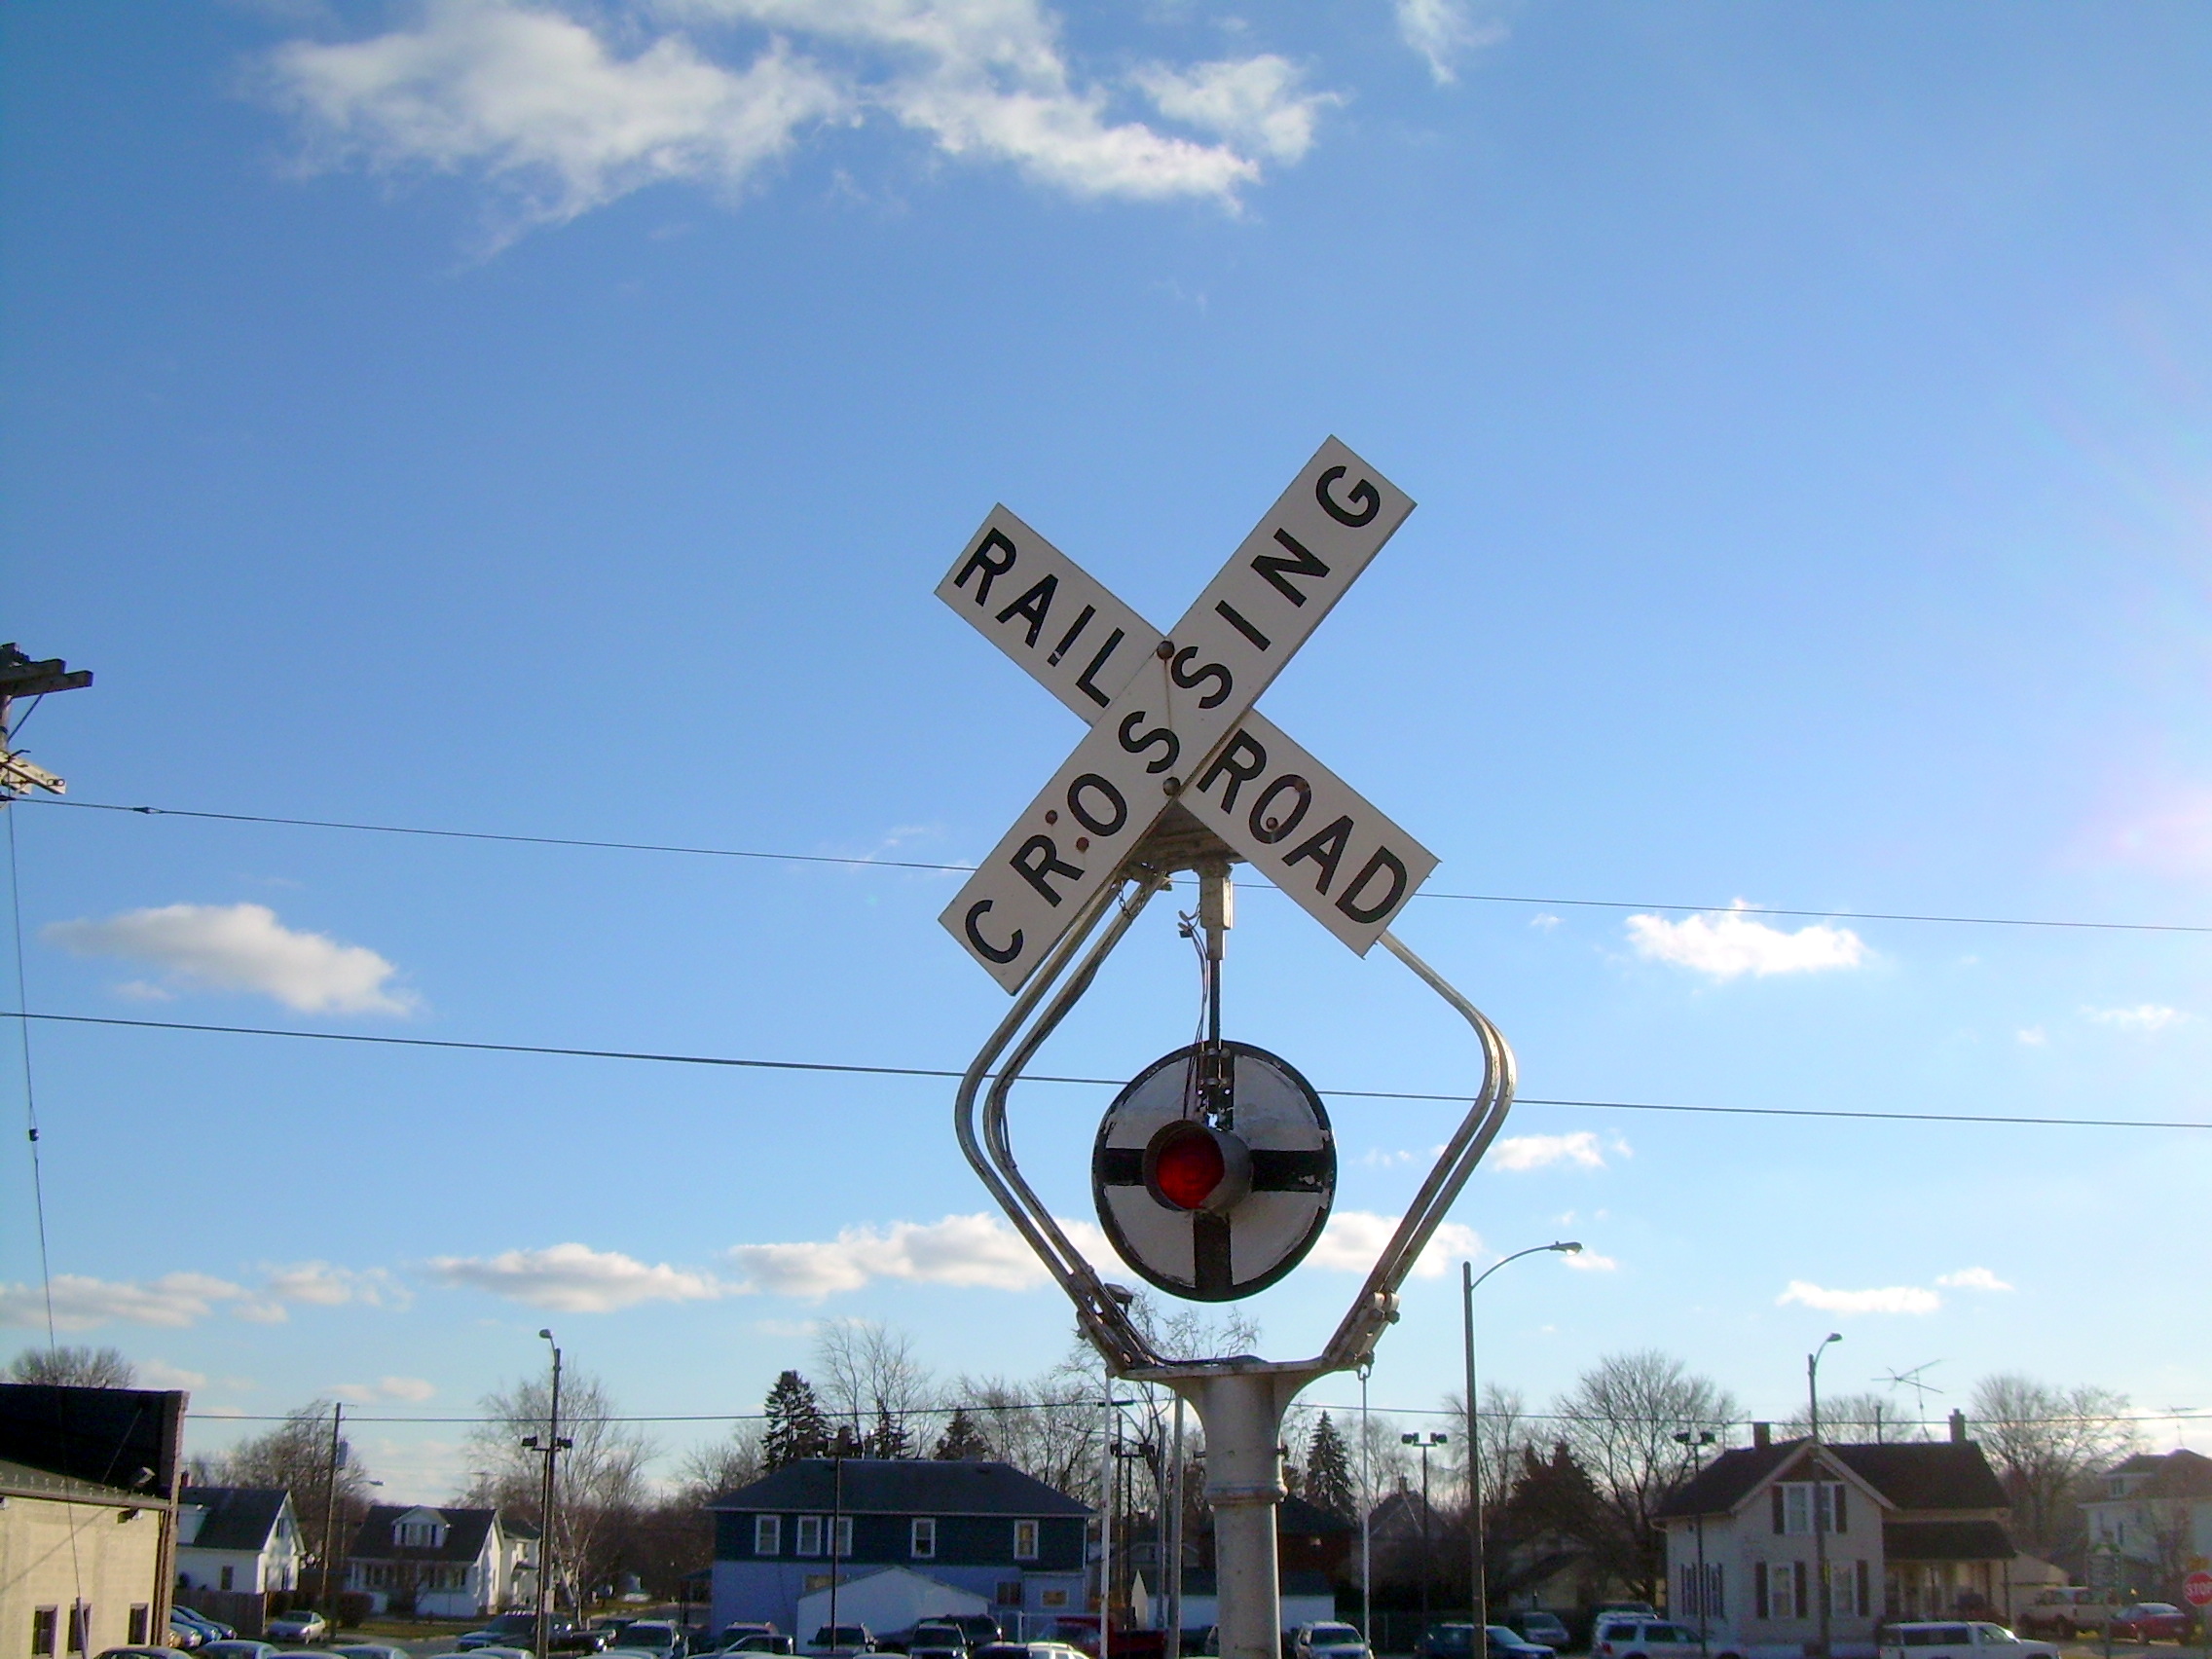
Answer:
[1150,1124,1226,1210]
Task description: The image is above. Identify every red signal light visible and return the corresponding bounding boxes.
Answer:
[1151,1125,1226,1210]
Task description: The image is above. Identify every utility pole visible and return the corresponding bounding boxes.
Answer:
[525,1332,567,1659]
[1402,1433,1446,1631]
[319,1403,345,1618]
[1809,1334,1841,1659]
[0,644,93,800]
[1672,1431,1715,1659]
[1164,1394,1185,1659]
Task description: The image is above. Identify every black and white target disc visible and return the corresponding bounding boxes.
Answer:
[1091,1041,1335,1302]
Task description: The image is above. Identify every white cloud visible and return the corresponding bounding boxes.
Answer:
[1936,1266,2012,1293]
[2016,1025,2047,1047]
[1626,903,1870,980]
[730,1212,1057,1298]
[2083,1003,2187,1032]
[426,1243,728,1312]
[1134,55,1335,164]
[331,1376,438,1404]
[1777,1279,1940,1316]
[264,0,1323,240]
[1302,1211,1480,1277]
[262,1261,409,1309]
[1393,0,1507,86]
[141,1359,210,1390]
[1490,1130,1614,1171]
[1529,913,1561,930]
[45,902,417,1014]
[0,1272,253,1331]
[1564,1248,1618,1272]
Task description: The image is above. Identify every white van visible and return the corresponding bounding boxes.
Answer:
[1876,1623,2058,1659]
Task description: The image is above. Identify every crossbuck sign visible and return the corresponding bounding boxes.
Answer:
[938,438,1439,991]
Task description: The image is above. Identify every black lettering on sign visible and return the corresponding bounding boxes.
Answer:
[1251,528,1331,607]
[1169,646,1233,710]
[1213,600,1272,652]
[955,529,1018,606]
[1315,463,1381,528]
[1117,711,1181,776]
[1047,604,1096,668]
[1284,814,1354,893]
[995,574,1058,647]
[1336,847,1410,925]
[1074,628,1127,708]
[1066,773,1128,837]
[1011,835,1084,905]
[1247,774,1312,845]
[964,901,1022,964]
[1195,730,1267,809]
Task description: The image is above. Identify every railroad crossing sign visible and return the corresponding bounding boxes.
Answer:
[1092,1040,1335,1302]
[937,437,1439,991]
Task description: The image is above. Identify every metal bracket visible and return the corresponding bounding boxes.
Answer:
[952,827,1518,1381]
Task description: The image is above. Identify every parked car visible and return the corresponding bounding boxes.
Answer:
[1486,1629,1555,1659]
[461,1617,549,1651]
[2017,1590,2124,1641]
[174,1608,237,1642]
[96,1647,181,1659]
[1416,1628,1479,1659]
[1292,1625,1370,1659]
[728,1641,796,1657]
[2109,1606,2189,1643]
[200,1642,281,1659]
[1503,1616,1570,1652]
[906,1625,969,1659]
[169,1613,209,1649]
[942,1620,1002,1652]
[266,1611,328,1644]
[1876,1623,2059,1659]
[719,1630,780,1652]
[1590,1619,1701,1659]
[808,1629,875,1657]
[332,1644,410,1659]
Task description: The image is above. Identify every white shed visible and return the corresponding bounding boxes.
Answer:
[795,1567,990,1640]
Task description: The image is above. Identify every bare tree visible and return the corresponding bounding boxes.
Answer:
[203,1402,375,1600]
[1552,1350,1739,1603]
[7,1346,137,1387]
[948,1371,1106,1506]
[675,1421,766,1504]
[460,1368,653,1611]
[1443,1383,1531,1512]
[1969,1374,2140,1555]
[814,1322,934,1457]
[1782,1391,1915,1442]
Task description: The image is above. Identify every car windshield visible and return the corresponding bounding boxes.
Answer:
[1310,1630,1360,1643]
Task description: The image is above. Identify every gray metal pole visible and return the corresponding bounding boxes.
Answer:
[536,1338,562,1659]
[1462,1264,1482,1634]
[319,1403,344,1619]
[830,1456,844,1650]
[1165,1396,1185,1659]
[1173,1369,1305,1659]
[1358,1366,1371,1652]
[1809,1335,1838,1659]
[1100,1394,1114,1659]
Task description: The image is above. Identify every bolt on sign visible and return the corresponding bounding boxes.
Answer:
[936,437,1439,993]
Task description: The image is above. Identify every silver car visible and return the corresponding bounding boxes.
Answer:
[1294,1626,1371,1659]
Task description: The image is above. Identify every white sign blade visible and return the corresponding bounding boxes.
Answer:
[937,506,1157,721]
[1178,712,1437,954]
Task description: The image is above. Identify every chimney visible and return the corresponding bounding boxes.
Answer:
[1948,1409,1967,1444]
[1753,1421,1771,1449]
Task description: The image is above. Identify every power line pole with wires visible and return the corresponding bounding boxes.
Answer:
[1,644,93,801]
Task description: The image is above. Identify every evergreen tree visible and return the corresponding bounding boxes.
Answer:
[762,1371,831,1470]
[933,1408,992,1461]
[1305,1412,1356,1521]
[830,1421,866,1457]
[866,1407,913,1459]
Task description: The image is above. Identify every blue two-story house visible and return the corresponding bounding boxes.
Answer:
[707,1459,1091,1640]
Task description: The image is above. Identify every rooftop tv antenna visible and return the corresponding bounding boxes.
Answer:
[1877,1362,1944,1426]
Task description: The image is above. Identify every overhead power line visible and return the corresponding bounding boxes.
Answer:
[30,796,2212,937]
[16,1009,2208,1132]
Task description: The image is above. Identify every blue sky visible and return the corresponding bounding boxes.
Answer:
[5,0,2210,1500]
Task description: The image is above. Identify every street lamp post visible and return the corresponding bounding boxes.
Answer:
[1671,1430,1715,1659]
[1402,1432,1447,1632]
[1359,1364,1373,1651]
[524,1330,568,1659]
[1809,1334,1841,1659]
[1461,1243,1581,1632]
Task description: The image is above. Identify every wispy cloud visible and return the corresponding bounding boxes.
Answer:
[1626,903,1870,980]
[1936,1266,2012,1292]
[263,1262,409,1309]
[1489,1130,1625,1171]
[262,0,1336,243]
[2015,1025,2047,1047]
[2083,1003,2187,1032]
[730,1212,1053,1298]
[1777,1279,1940,1316]
[1303,1211,1480,1278]
[45,902,417,1014]
[330,1376,437,1404]
[1392,0,1507,85]
[141,1359,211,1389]
[427,1243,728,1312]
[0,1259,408,1331]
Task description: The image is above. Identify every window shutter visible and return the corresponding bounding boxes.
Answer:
[1856,1559,1870,1616]
[1833,1484,1847,1534]
[1772,1488,1786,1534]
[1793,1562,1808,1619]
[1754,1564,1769,1621]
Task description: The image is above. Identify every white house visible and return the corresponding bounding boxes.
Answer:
[345,1504,535,1619]
[2081,1450,2212,1599]
[176,1488,305,1596]
[1654,1417,2019,1659]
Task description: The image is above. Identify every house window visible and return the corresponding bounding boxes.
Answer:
[832,1517,853,1559]
[756,1517,782,1556]
[395,1519,446,1549]
[796,1516,823,1557]
[33,1608,57,1657]
[221,1567,236,1591]
[1014,1520,1039,1561]
[1754,1565,1769,1621]
[995,1583,1023,1607]
[68,1604,92,1655]
[911,1519,937,1560]
[129,1608,150,1645]
[1773,1484,1845,1536]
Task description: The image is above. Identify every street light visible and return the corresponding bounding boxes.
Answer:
[1402,1432,1448,1631]
[1462,1242,1581,1629]
[527,1329,569,1659]
[1809,1334,1841,1659]
[1671,1430,1716,1659]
